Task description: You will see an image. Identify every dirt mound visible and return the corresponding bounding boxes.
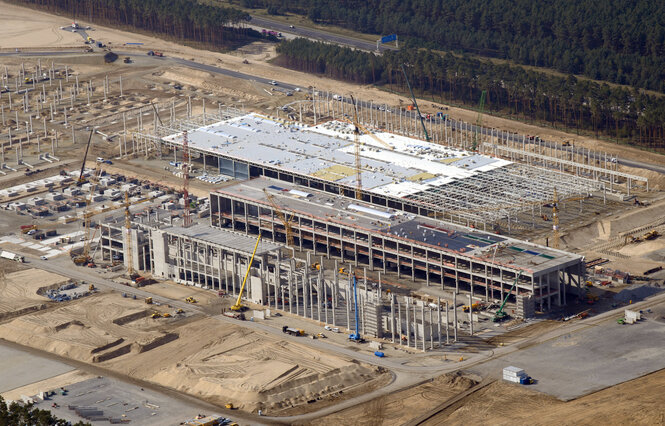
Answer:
[0,293,180,363]
[613,283,664,303]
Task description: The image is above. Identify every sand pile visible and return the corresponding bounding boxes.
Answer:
[102,319,385,413]
[613,284,663,303]
[0,293,179,363]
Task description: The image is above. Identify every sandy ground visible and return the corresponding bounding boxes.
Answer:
[0,2,82,49]
[0,291,386,414]
[306,372,476,426]
[0,268,69,319]
[424,368,665,425]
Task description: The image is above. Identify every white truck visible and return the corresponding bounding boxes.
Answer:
[1,250,25,263]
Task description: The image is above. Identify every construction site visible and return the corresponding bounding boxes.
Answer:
[2,2,665,424]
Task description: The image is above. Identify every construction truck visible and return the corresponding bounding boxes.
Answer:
[463,301,485,313]
[145,297,153,304]
[185,296,197,304]
[88,284,95,291]
[282,326,305,336]
[0,251,24,263]
[151,312,161,319]
[223,311,246,320]
[20,224,37,234]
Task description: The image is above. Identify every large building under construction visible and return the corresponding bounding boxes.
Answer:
[152,112,595,311]
[160,113,603,231]
[210,177,585,312]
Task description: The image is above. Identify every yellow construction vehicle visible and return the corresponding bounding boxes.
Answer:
[162,313,172,318]
[145,297,153,304]
[225,403,234,409]
[150,312,161,319]
[88,284,95,291]
[311,262,321,270]
[175,308,184,314]
[643,230,659,240]
[231,234,262,312]
[462,301,485,312]
[185,296,197,304]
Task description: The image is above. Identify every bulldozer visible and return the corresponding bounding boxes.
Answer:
[643,230,659,241]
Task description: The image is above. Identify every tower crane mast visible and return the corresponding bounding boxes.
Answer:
[182,130,192,227]
[263,189,295,250]
[124,191,135,276]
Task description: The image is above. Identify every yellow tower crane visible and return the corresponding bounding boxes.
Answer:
[230,233,262,312]
[124,191,135,277]
[263,188,294,249]
[348,95,394,200]
[72,164,103,265]
[350,95,363,200]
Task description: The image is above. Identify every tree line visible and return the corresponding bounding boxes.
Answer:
[277,38,665,150]
[0,395,90,425]
[10,0,255,49]
[239,0,665,94]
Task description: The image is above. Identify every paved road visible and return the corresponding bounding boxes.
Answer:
[248,15,396,53]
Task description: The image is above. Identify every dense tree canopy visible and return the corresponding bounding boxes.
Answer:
[10,0,254,48]
[277,38,665,151]
[0,396,90,425]
[244,0,665,93]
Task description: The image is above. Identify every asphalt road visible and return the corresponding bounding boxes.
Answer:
[248,15,397,53]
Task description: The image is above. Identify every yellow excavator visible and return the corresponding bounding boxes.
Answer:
[230,234,262,312]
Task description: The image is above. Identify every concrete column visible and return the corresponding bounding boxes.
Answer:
[288,269,293,314]
[429,307,434,351]
[405,299,410,347]
[397,298,402,345]
[323,278,328,324]
[316,276,322,322]
[437,297,442,348]
[468,294,474,335]
[390,294,395,343]
[421,303,426,352]
[309,274,314,319]
[445,300,449,344]
[453,292,458,342]
[303,270,309,317]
